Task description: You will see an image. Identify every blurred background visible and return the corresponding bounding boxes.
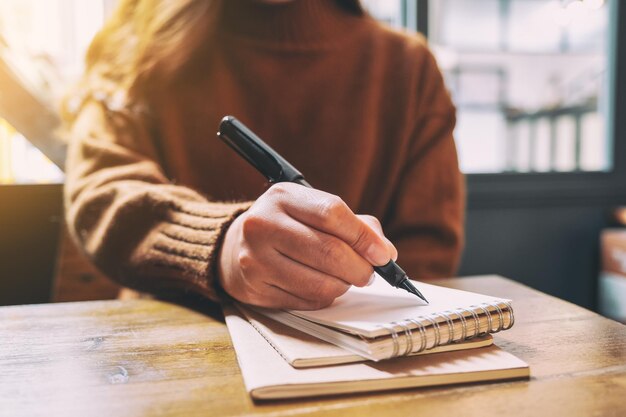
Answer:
[0,0,625,320]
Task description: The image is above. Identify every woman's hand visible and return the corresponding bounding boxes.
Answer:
[218,183,398,310]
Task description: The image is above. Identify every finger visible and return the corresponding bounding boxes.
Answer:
[246,282,334,310]
[266,247,352,300]
[270,215,373,287]
[270,185,391,266]
[357,215,398,261]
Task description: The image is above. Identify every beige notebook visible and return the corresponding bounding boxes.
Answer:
[246,276,515,361]
[236,303,494,368]
[224,305,529,400]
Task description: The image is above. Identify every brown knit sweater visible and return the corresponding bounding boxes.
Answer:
[64,0,465,301]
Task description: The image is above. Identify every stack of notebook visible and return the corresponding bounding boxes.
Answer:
[224,276,529,400]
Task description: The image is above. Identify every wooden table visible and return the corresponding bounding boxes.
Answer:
[1,276,625,417]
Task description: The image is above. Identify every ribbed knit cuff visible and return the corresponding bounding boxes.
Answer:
[132,201,252,301]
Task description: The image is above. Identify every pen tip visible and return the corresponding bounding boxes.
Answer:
[415,291,429,304]
[399,279,429,304]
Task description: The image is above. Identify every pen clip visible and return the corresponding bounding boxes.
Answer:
[218,116,305,184]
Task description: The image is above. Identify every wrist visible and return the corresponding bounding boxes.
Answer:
[216,214,242,297]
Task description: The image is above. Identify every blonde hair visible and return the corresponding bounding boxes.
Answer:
[62,0,215,122]
[63,0,363,122]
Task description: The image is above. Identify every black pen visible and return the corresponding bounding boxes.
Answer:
[217,115,428,304]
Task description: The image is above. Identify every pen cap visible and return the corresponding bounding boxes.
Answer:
[218,116,306,184]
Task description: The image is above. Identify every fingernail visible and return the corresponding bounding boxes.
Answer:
[367,273,376,286]
[366,242,390,266]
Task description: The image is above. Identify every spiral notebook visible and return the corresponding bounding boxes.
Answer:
[244,276,515,361]
[236,303,494,368]
[224,304,529,400]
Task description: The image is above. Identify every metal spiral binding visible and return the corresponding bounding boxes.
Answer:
[502,301,515,330]
[460,307,481,339]
[379,301,515,359]
[379,323,401,359]
[469,309,480,339]
[406,318,428,353]
[492,302,505,332]
[438,311,456,343]
[454,309,469,340]
[395,321,414,356]
[422,315,442,349]
[401,324,413,357]
[475,303,494,334]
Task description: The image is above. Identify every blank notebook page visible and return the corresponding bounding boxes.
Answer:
[288,276,511,338]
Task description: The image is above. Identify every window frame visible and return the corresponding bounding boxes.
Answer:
[417,0,626,209]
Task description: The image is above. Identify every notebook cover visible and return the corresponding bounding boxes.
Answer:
[224,305,530,400]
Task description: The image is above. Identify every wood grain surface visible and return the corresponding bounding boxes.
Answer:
[1,275,625,417]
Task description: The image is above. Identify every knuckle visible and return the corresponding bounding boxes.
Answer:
[319,195,347,221]
[240,213,268,239]
[266,182,290,198]
[237,249,257,275]
[351,223,373,251]
[362,214,380,226]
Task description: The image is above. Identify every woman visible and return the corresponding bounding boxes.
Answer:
[63,0,464,310]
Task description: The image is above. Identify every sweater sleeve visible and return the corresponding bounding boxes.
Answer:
[64,99,252,300]
[385,45,465,280]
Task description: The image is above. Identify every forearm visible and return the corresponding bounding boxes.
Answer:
[67,180,251,299]
[64,101,252,300]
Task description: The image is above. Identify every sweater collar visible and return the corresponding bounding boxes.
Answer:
[217,0,366,47]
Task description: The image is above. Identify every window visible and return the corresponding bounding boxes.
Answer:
[362,0,418,31]
[0,0,115,184]
[368,0,614,175]
[2,1,619,182]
